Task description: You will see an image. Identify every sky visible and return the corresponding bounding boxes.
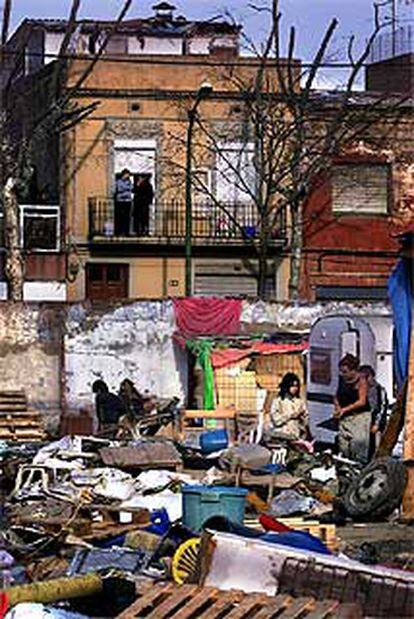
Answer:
[5,0,397,86]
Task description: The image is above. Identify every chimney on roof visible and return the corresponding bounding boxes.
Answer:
[152,2,176,20]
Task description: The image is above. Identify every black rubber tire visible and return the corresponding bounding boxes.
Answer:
[343,457,407,520]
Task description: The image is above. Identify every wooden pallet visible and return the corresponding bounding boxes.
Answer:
[117,583,356,619]
[0,391,46,441]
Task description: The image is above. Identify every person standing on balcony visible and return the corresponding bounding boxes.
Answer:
[133,174,154,236]
[114,168,133,236]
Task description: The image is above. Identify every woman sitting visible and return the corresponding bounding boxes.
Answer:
[266,372,309,442]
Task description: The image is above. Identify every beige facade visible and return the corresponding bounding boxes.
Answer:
[65,52,294,301]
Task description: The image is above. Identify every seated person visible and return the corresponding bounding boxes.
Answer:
[266,372,309,442]
[92,379,126,432]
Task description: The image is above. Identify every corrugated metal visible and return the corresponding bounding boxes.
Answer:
[332,164,389,214]
[194,274,258,297]
[194,259,276,297]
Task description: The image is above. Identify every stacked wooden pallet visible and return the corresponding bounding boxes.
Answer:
[117,583,360,618]
[0,391,46,441]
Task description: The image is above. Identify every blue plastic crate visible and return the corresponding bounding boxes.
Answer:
[182,485,248,531]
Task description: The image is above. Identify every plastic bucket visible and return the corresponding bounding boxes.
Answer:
[182,485,248,531]
[199,429,229,455]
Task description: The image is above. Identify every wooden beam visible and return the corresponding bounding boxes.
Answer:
[402,322,414,519]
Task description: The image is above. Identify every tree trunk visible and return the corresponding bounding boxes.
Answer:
[4,178,24,302]
[288,204,303,301]
[258,248,268,299]
[257,220,269,299]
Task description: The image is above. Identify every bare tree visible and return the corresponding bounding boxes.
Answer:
[163,0,407,300]
[0,0,132,301]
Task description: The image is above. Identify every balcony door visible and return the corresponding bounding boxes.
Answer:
[113,139,156,235]
[215,142,256,237]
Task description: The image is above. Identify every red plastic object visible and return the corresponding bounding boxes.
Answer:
[259,513,292,533]
[0,593,9,619]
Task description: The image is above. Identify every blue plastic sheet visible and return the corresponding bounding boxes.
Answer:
[388,259,412,388]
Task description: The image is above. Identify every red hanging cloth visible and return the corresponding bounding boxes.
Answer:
[173,298,242,338]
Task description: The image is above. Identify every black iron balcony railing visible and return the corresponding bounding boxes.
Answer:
[88,198,287,244]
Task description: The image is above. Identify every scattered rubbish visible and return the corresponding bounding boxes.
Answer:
[5,604,89,619]
[68,547,148,577]
[0,404,413,619]
[270,490,319,517]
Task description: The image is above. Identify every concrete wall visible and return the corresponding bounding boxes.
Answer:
[64,300,188,413]
[0,299,393,428]
[0,303,63,430]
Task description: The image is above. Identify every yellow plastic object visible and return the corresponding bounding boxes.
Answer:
[171,537,201,585]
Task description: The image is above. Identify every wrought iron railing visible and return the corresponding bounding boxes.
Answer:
[88,197,287,243]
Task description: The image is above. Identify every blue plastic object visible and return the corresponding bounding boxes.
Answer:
[145,508,171,535]
[199,429,229,455]
[182,485,248,531]
[262,531,331,555]
[242,225,256,238]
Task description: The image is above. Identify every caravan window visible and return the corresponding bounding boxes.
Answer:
[310,348,332,385]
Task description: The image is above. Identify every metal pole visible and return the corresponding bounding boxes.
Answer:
[184,84,213,296]
[185,108,196,297]
[391,0,396,56]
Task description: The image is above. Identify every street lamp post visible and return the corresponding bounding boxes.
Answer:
[185,82,213,297]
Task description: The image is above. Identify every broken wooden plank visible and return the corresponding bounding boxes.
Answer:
[195,590,243,619]
[170,587,221,619]
[117,583,176,618]
[278,597,316,618]
[146,585,198,619]
[305,599,340,619]
[252,595,293,619]
[223,593,277,619]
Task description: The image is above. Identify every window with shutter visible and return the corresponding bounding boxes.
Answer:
[332,164,389,215]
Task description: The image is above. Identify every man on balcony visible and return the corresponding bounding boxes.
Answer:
[114,168,133,236]
[133,174,154,236]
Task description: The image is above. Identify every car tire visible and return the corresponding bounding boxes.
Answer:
[344,457,407,520]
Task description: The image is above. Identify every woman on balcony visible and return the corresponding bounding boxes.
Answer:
[114,168,133,236]
[133,174,154,236]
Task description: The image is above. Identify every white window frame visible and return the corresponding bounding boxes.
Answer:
[192,167,212,206]
[19,205,61,252]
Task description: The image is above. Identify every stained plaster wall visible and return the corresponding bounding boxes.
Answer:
[0,299,393,428]
[0,303,63,430]
[64,301,188,415]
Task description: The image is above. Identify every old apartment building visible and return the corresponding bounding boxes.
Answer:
[300,3,414,303]
[1,1,414,303]
[1,2,291,302]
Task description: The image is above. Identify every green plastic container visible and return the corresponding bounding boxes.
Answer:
[182,485,248,531]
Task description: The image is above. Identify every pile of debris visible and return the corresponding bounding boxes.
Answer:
[0,428,413,618]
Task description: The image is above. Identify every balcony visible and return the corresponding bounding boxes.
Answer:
[88,198,287,247]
